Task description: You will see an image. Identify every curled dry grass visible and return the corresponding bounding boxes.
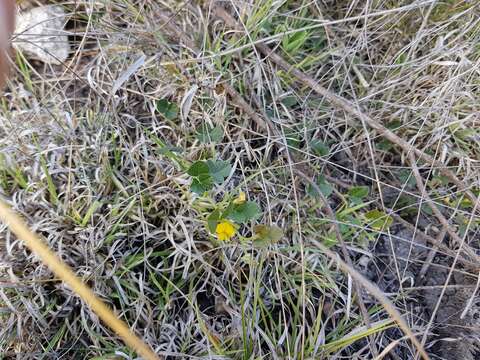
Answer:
[1,0,480,359]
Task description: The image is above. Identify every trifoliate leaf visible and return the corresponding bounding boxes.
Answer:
[207,209,221,233]
[196,125,223,143]
[156,99,179,120]
[187,159,231,193]
[253,225,283,247]
[187,161,210,177]
[397,169,416,188]
[206,159,231,183]
[306,175,333,198]
[310,139,329,156]
[191,174,213,194]
[281,96,298,108]
[348,186,369,204]
[386,120,402,130]
[365,209,393,231]
[421,203,433,216]
[376,139,393,151]
[227,201,260,223]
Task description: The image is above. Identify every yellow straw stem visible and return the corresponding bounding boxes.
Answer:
[0,200,159,360]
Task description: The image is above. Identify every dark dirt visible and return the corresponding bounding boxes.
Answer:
[364,224,480,359]
[421,263,480,360]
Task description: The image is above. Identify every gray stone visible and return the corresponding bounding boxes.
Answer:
[14,5,69,65]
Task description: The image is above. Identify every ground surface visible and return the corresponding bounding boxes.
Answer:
[1,0,480,359]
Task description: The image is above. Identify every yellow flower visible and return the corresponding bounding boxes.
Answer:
[233,191,246,205]
[216,220,236,241]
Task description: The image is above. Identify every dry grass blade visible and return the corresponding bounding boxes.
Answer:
[407,153,480,263]
[408,152,480,357]
[0,201,159,360]
[389,212,478,270]
[212,4,479,212]
[296,170,428,359]
[295,170,377,351]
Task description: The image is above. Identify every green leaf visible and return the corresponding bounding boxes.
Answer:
[207,209,221,233]
[421,203,433,216]
[196,124,223,143]
[187,161,209,177]
[191,174,213,194]
[253,225,283,247]
[339,214,361,235]
[348,186,369,204]
[228,201,261,223]
[397,169,416,188]
[364,209,393,231]
[376,139,393,151]
[222,202,235,219]
[281,96,298,108]
[187,159,231,193]
[156,99,179,120]
[310,139,329,156]
[458,196,473,209]
[306,175,333,198]
[206,160,231,183]
[386,120,402,130]
[395,194,418,216]
[439,175,453,187]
